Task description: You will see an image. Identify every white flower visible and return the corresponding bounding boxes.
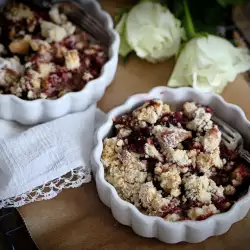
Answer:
[116,1,184,62]
[168,35,250,93]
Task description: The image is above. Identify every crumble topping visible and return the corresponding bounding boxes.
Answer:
[5,3,35,22]
[183,102,197,118]
[165,213,181,222]
[158,166,181,197]
[211,149,223,168]
[117,128,132,138]
[41,20,68,42]
[132,100,163,124]
[144,143,163,162]
[152,125,192,149]
[118,149,138,166]
[187,107,213,132]
[38,63,56,78]
[102,100,250,221]
[0,57,24,87]
[187,204,218,220]
[139,181,179,216]
[49,5,67,25]
[183,174,224,203]
[201,126,222,152]
[0,3,108,100]
[162,104,171,114]
[30,39,51,52]
[165,148,192,167]
[196,153,213,175]
[102,138,120,168]
[224,185,236,195]
[103,138,147,207]
[64,50,80,70]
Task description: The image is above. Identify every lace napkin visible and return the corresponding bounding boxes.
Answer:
[0,105,106,208]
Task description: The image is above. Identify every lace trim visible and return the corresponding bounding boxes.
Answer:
[0,167,91,209]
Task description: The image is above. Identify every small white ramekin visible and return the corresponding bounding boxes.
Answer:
[0,0,119,125]
[91,86,250,243]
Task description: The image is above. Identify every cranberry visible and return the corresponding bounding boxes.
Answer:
[113,114,132,128]
[53,57,65,66]
[181,200,206,211]
[182,140,203,151]
[180,116,189,126]
[32,34,44,40]
[48,69,70,87]
[197,213,213,221]
[95,56,106,66]
[161,115,169,122]
[29,53,40,63]
[48,74,60,86]
[126,131,148,154]
[147,159,158,173]
[129,141,145,154]
[27,21,34,29]
[167,112,189,127]
[125,127,151,154]
[210,175,220,185]
[187,165,197,174]
[220,144,234,161]
[139,127,151,137]
[168,112,179,126]
[56,68,69,82]
[65,38,76,50]
[199,105,213,114]
[191,141,203,151]
[163,131,173,136]
[161,199,181,217]
[205,107,213,114]
[232,164,250,180]
[89,68,99,78]
[147,138,153,145]
[212,196,230,211]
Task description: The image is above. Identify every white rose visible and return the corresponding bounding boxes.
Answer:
[168,35,250,93]
[116,1,184,62]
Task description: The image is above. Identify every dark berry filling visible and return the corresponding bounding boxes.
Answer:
[107,100,250,221]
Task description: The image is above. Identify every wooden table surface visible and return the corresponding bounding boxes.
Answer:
[18,0,250,249]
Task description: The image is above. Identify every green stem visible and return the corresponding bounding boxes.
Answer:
[183,0,196,39]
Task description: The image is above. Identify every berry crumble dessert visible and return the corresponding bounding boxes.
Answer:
[0,3,108,100]
[101,100,250,221]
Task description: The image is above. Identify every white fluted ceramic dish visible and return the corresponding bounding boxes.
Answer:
[0,0,119,125]
[91,86,250,243]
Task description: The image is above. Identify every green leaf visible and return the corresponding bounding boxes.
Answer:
[176,42,187,59]
[183,0,196,39]
[115,13,133,58]
[140,0,167,4]
[121,52,133,64]
[217,0,249,7]
[194,32,210,38]
[114,7,131,23]
[167,0,229,35]
[172,0,184,18]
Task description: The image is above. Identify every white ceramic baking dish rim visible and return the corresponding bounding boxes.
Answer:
[91,86,250,244]
[0,0,120,125]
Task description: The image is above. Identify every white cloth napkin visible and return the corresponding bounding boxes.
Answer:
[0,104,106,201]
